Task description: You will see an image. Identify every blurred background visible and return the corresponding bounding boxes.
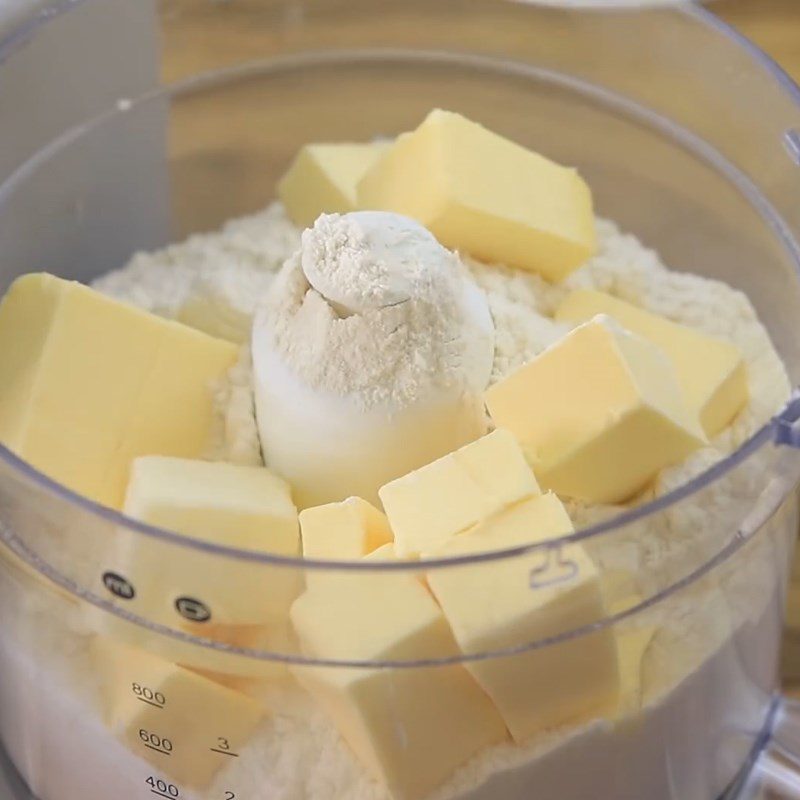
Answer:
[717,0,799,82]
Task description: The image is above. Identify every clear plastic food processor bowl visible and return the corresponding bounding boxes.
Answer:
[2,2,800,799]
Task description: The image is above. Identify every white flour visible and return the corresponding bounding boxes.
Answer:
[258,211,494,410]
[93,203,300,318]
[81,203,794,800]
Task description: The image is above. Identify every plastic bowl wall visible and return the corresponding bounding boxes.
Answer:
[1,2,800,800]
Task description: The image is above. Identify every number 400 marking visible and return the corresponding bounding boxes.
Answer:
[145,777,236,800]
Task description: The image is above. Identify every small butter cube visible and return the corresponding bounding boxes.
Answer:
[91,637,263,789]
[300,497,393,560]
[556,290,747,436]
[0,273,238,509]
[485,317,707,504]
[122,456,300,625]
[291,563,507,799]
[358,109,596,282]
[279,142,390,227]
[426,493,620,741]
[379,429,540,557]
[300,497,394,590]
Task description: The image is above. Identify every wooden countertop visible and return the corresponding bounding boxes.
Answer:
[716,0,800,81]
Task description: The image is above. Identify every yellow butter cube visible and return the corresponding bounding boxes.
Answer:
[91,637,264,789]
[427,493,620,741]
[358,109,596,282]
[379,429,540,557]
[300,496,394,590]
[291,563,507,799]
[0,274,238,509]
[485,317,707,504]
[121,456,301,626]
[362,542,399,562]
[279,142,390,227]
[299,497,393,560]
[556,290,748,436]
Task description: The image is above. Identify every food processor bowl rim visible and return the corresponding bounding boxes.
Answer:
[0,0,799,572]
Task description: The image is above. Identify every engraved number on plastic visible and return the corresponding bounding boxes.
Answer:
[211,736,240,758]
[139,729,173,757]
[102,571,135,600]
[132,683,166,709]
[175,596,211,622]
[529,544,579,590]
[146,777,179,799]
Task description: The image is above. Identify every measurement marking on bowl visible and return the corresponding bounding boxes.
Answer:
[137,696,165,709]
[175,596,211,622]
[133,683,166,709]
[144,744,172,757]
[146,777,179,799]
[102,571,135,600]
[784,130,800,166]
[211,737,239,757]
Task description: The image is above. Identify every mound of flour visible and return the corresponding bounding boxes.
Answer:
[95,206,789,491]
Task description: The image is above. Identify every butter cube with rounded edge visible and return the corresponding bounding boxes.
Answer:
[379,428,540,557]
[122,456,300,626]
[290,558,507,799]
[426,493,620,741]
[300,497,393,561]
[358,109,596,282]
[485,316,707,504]
[555,289,748,437]
[0,273,238,509]
[279,142,390,227]
[299,496,394,590]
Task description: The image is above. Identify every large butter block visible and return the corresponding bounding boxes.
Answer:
[0,274,238,509]
[299,496,393,560]
[122,456,301,625]
[379,428,540,557]
[91,637,264,788]
[291,562,507,799]
[426,493,620,741]
[485,317,706,504]
[556,289,748,436]
[279,142,390,227]
[358,109,596,282]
